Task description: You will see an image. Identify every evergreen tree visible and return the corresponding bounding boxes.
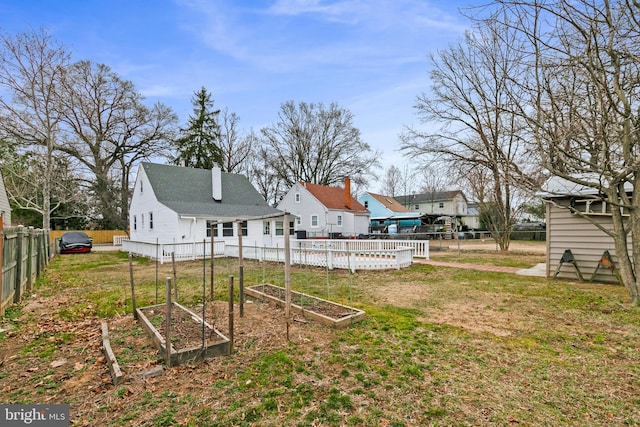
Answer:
[173,87,223,169]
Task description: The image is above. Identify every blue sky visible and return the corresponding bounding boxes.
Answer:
[1,0,473,183]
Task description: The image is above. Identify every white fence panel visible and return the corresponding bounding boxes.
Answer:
[123,239,420,270]
[122,240,226,264]
[293,239,428,259]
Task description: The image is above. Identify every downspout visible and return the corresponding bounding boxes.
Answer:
[180,216,197,241]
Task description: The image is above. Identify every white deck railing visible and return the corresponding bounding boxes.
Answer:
[122,240,226,263]
[113,235,129,245]
[294,239,429,258]
[123,238,425,271]
[225,244,414,272]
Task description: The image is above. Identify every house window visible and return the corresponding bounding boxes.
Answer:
[337,215,342,226]
[295,192,300,203]
[140,180,143,193]
[141,213,144,229]
[223,222,234,237]
[241,221,248,236]
[275,221,284,236]
[263,221,271,235]
[439,202,444,209]
[364,201,368,208]
[311,215,319,227]
[296,217,301,226]
[149,212,153,230]
[133,215,137,231]
[206,220,218,237]
[289,221,295,235]
[414,204,419,210]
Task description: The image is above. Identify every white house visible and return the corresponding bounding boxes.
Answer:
[277,178,370,238]
[0,170,11,228]
[129,162,287,247]
[397,190,469,216]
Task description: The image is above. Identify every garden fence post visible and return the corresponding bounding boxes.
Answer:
[228,275,234,355]
[0,220,3,315]
[165,276,172,368]
[14,226,23,303]
[26,227,33,292]
[238,221,244,318]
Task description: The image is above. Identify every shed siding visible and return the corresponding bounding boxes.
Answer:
[0,172,11,227]
[547,202,626,283]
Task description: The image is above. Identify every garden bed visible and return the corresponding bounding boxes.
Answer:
[136,302,230,366]
[245,283,365,328]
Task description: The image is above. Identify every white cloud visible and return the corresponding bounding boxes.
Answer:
[176,0,467,73]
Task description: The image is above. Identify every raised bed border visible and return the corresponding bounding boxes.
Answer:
[245,283,365,329]
[136,302,230,366]
[101,321,124,385]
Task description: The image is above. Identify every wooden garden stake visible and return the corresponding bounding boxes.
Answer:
[238,221,244,318]
[210,223,215,302]
[155,238,159,304]
[228,275,234,354]
[165,276,172,368]
[128,253,137,320]
[284,214,291,341]
[171,251,178,301]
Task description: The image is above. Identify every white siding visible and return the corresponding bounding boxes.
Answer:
[0,172,11,227]
[340,212,369,237]
[547,201,628,283]
[278,183,328,238]
[130,168,181,243]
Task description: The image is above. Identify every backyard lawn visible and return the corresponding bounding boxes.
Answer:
[0,245,638,426]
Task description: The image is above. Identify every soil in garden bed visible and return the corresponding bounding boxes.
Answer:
[248,283,360,320]
[139,304,227,351]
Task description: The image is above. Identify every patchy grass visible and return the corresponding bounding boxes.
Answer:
[1,249,638,426]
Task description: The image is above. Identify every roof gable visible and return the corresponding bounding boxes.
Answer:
[141,162,282,218]
[366,192,409,212]
[398,190,467,204]
[300,181,367,212]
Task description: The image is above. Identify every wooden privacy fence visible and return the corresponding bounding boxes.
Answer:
[1,226,51,316]
[49,229,128,245]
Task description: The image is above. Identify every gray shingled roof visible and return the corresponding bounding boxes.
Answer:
[396,190,467,204]
[142,162,282,219]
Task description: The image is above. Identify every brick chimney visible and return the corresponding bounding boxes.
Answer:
[344,177,351,209]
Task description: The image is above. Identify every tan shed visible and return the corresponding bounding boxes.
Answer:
[541,176,631,284]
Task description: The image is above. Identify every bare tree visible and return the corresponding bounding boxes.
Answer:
[2,150,86,227]
[493,0,640,302]
[57,60,177,229]
[248,145,286,206]
[379,165,402,196]
[219,108,255,174]
[260,101,381,190]
[0,29,70,229]
[401,18,542,250]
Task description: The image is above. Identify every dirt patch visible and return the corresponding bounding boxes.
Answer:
[425,301,525,336]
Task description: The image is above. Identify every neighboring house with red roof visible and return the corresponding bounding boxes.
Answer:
[277,178,370,238]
